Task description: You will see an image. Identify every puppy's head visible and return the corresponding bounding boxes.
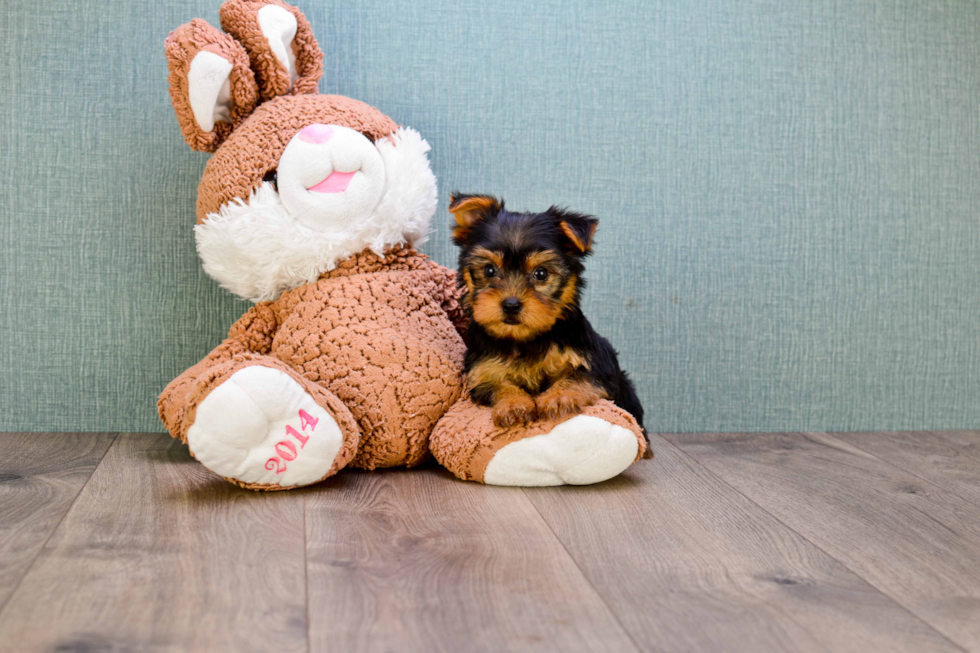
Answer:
[450,193,598,342]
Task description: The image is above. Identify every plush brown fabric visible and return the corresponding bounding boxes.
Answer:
[159,247,468,471]
[219,0,323,101]
[158,302,279,442]
[195,94,399,222]
[429,398,647,482]
[164,19,259,153]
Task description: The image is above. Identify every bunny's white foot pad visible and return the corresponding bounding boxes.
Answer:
[483,415,639,487]
[187,365,344,488]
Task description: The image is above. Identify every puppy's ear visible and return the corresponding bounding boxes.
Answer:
[165,19,260,153]
[219,0,323,100]
[449,193,501,244]
[553,208,599,255]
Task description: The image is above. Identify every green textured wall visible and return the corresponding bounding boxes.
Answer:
[2,0,979,433]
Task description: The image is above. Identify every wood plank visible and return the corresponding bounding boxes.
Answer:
[834,431,980,508]
[932,431,980,461]
[0,433,309,653]
[667,431,980,652]
[525,433,963,653]
[0,433,115,612]
[305,466,639,653]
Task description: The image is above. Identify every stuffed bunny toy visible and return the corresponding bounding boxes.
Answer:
[159,0,647,490]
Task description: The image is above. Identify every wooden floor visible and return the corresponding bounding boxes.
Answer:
[2,431,979,652]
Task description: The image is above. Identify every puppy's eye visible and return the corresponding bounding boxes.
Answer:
[533,267,549,282]
[483,264,497,278]
[262,168,278,190]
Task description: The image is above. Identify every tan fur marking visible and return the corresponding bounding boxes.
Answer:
[474,297,558,341]
[491,385,537,427]
[449,195,500,242]
[472,280,565,341]
[535,377,607,420]
[559,221,596,253]
[452,225,469,242]
[467,358,538,427]
[467,344,590,397]
[558,274,579,310]
[467,356,521,391]
[470,247,504,269]
[449,195,500,217]
[518,294,559,336]
[461,268,475,306]
[540,343,590,375]
[471,287,506,327]
[481,322,543,342]
[523,250,560,274]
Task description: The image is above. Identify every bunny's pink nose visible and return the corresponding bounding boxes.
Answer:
[298,123,334,144]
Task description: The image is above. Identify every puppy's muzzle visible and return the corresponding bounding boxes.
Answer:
[501,297,522,323]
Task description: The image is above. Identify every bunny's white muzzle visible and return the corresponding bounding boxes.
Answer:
[277,123,387,234]
[194,126,438,303]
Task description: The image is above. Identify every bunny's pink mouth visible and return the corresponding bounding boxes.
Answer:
[307,170,356,194]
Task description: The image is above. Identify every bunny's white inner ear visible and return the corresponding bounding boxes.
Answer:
[257,4,299,88]
[187,50,234,132]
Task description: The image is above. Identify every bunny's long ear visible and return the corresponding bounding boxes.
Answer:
[219,0,323,101]
[165,19,259,153]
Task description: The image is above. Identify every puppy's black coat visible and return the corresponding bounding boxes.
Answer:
[449,193,646,443]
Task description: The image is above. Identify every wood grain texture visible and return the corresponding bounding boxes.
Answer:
[931,431,980,461]
[0,434,309,653]
[5,430,980,652]
[523,433,961,653]
[304,466,639,653]
[667,431,980,652]
[0,433,115,612]
[835,431,980,508]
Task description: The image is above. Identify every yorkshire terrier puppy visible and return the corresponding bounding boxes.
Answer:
[450,193,649,451]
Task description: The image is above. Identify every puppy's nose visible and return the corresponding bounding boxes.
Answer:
[502,297,523,315]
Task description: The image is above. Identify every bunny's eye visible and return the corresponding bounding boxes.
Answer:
[262,168,278,190]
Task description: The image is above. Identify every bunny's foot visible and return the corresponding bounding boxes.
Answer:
[184,362,360,489]
[430,398,646,486]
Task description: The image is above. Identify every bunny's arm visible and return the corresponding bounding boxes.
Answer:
[428,263,468,338]
[220,302,280,356]
[158,303,280,440]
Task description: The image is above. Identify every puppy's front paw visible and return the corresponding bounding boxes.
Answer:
[536,384,601,420]
[492,394,537,428]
